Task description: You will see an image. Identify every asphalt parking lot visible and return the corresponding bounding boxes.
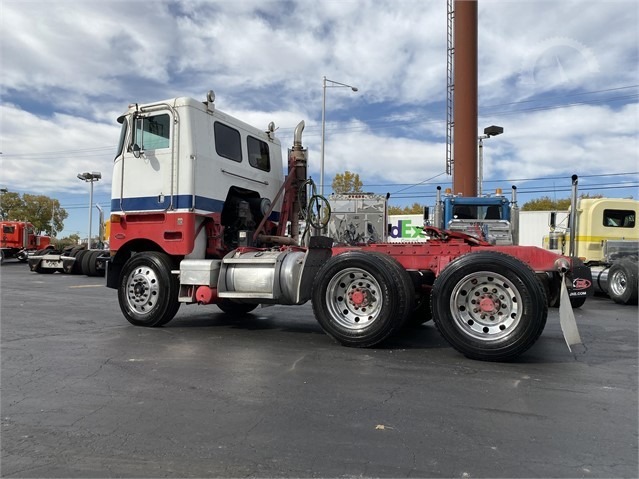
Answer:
[1,259,637,478]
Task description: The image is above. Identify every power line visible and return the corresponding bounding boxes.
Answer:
[388,183,639,200]
[362,171,639,189]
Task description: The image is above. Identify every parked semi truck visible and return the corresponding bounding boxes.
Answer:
[105,92,592,361]
[545,175,638,305]
[0,220,50,264]
[429,186,519,246]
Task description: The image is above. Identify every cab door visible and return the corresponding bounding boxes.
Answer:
[119,111,177,213]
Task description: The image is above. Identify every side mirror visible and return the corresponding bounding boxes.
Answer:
[132,143,141,159]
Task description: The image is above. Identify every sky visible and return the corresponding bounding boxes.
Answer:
[1,0,638,239]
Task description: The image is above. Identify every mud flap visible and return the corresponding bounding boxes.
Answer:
[567,261,593,300]
[559,272,584,353]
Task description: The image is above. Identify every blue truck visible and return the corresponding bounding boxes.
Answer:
[429,186,519,245]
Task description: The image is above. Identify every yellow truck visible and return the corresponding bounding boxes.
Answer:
[546,176,638,305]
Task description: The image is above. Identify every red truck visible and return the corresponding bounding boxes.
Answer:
[106,92,592,361]
[0,221,51,264]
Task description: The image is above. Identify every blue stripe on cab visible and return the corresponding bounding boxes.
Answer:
[110,195,279,220]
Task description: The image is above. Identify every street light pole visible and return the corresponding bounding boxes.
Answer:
[477,135,486,196]
[477,125,504,196]
[77,172,102,249]
[320,76,358,196]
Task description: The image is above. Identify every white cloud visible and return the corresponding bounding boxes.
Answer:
[0,0,637,234]
[0,104,118,196]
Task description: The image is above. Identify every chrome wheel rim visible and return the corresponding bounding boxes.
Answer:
[325,267,383,330]
[125,264,160,315]
[609,269,627,297]
[449,271,523,341]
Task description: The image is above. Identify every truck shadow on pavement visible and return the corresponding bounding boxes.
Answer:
[165,311,453,353]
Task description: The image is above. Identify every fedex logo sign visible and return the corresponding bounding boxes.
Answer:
[388,218,427,239]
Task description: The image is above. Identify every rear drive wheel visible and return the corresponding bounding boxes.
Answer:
[73,249,89,275]
[118,251,181,327]
[312,251,412,347]
[217,300,259,315]
[431,251,548,361]
[88,250,100,276]
[69,246,84,257]
[608,259,638,305]
[81,249,93,275]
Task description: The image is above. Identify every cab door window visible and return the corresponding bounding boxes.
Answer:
[136,114,170,150]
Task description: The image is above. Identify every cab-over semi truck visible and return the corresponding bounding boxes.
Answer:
[106,92,592,362]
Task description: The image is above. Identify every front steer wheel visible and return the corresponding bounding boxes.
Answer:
[312,251,413,348]
[431,251,548,361]
[118,252,181,327]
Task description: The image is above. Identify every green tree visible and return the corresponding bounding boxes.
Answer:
[388,203,424,215]
[522,193,603,211]
[54,233,81,249]
[0,191,23,220]
[0,191,68,235]
[332,171,363,194]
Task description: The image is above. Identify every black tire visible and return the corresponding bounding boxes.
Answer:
[15,250,28,262]
[69,246,84,257]
[72,249,89,275]
[311,251,412,348]
[217,299,259,315]
[608,259,638,305]
[88,250,100,277]
[81,249,93,276]
[118,251,181,327]
[431,251,548,361]
[367,252,418,328]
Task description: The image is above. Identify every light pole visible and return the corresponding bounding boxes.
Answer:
[477,125,503,196]
[320,76,358,196]
[77,172,102,249]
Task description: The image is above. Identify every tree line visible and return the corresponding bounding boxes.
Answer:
[330,170,601,214]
